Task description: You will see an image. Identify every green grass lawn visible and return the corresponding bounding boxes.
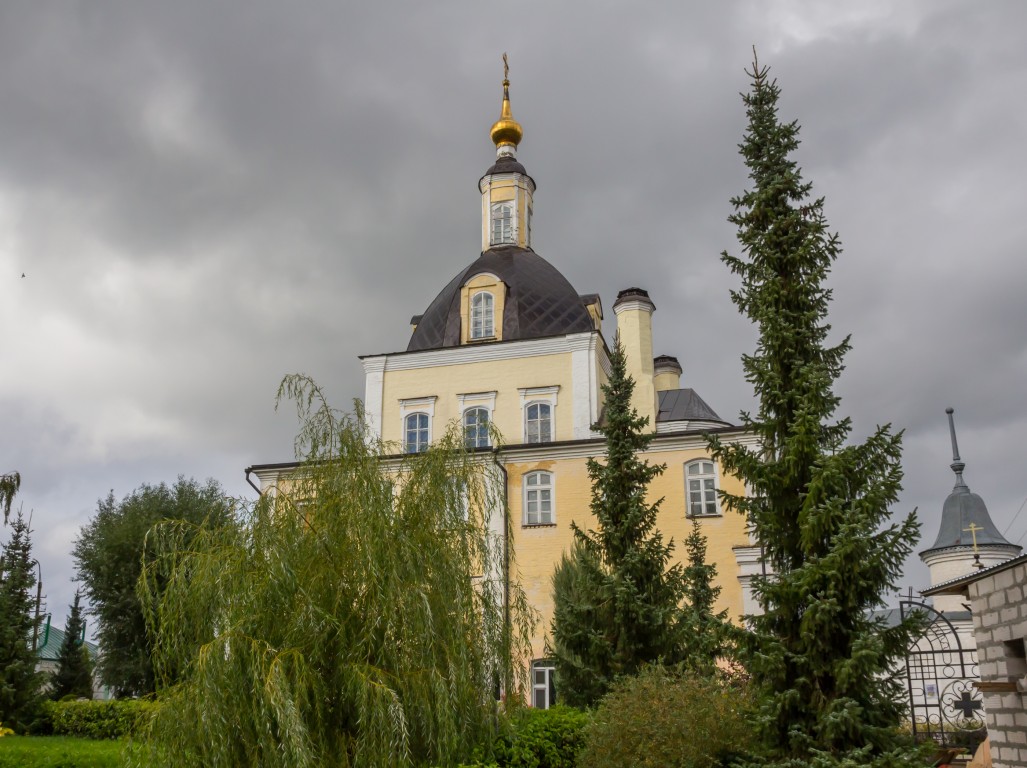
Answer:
[0,735,126,768]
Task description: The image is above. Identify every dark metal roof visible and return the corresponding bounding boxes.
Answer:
[480,154,533,183]
[406,247,595,352]
[613,287,654,311]
[920,408,1022,558]
[656,388,729,425]
[920,482,1021,556]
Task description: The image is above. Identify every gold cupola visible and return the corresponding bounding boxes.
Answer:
[490,54,523,157]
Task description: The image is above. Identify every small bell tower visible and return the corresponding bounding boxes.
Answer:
[479,54,536,252]
[920,407,1022,612]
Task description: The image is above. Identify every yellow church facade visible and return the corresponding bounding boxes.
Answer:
[249,72,761,707]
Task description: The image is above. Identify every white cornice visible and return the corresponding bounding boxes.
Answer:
[365,332,599,371]
[493,427,750,463]
[613,298,654,315]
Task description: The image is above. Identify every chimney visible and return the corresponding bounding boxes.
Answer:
[653,355,682,392]
[612,288,657,427]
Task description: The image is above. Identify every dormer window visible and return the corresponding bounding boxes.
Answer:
[490,202,514,245]
[470,291,494,339]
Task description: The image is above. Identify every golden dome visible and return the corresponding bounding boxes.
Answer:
[490,59,523,149]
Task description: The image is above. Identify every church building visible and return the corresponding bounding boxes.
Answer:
[248,69,760,706]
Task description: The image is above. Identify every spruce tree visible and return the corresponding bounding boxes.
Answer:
[551,338,686,706]
[708,54,922,766]
[0,511,42,730]
[680,519,733,669]
[50,591,93,700]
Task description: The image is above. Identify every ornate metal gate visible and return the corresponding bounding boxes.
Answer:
[900,596,985,751]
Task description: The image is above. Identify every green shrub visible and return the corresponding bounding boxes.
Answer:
[44,699,153,740]
[578,666,755,768]
[0,735,124,767]
[487,705,590,768]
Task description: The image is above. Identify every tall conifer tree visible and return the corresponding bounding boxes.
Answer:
[551,338,686,706]
[709,55,923,766]
[0,511,42,729]
[50,591,94,700]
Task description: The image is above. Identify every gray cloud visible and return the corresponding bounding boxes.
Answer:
[3,1,1026,630]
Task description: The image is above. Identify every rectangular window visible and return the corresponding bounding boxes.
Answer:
[405,413,430,453]
[525,402,552,444]
[491,202,514,245]
[524,472,554,525]
[470,291,494,340]
[686,460,719,516]
[531,661,556,709]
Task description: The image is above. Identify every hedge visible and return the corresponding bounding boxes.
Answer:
[42,699,153,740]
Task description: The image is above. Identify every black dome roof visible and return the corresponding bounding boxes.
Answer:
[407,247,595,352]
[480,154,534,185]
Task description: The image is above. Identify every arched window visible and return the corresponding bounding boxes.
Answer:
[523,471,554,525]
[525,402,552,444]
[685,459,719,517]
[404,412,430,454]
[463,407,490,449]
[470,291,494,340]
[490,202,514,245]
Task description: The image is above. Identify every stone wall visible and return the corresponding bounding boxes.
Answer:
[969,559,1027,768]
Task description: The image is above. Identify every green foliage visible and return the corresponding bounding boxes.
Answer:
[0,511,43,731]
[490,706,590,768]
[0,735,125,768]
[73,476,236,697]
[44,699,152,740]
[577,665,755,768]
[707,54,924,765]
[128,375,534,768]
[50,592,94,701]
[551,339,687,706]
[680,519,734,669]
[0,473,19,526]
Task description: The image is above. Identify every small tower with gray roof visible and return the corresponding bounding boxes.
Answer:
[920,408,1022,612]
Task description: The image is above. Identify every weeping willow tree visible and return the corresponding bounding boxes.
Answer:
[131,375,533,768]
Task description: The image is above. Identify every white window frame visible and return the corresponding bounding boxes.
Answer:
[470,290,495,340]
[518,385,559,444]
[399,396,436,454]
[524,401,552,445]
[404,413,430,453]
[531,660,556,709]
[685,459,720,517]
[523,471,554,526]
[463,406,491,449]
[490,201,514,245]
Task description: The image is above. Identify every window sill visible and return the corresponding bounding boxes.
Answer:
[686,513,723,519]
[522,523,557,529]
[467,336,498,344]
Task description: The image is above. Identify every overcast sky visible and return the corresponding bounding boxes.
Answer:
[3,2,1026,632]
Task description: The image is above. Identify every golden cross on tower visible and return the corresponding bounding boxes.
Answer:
[503,52,509,81]
[963,522,982,553]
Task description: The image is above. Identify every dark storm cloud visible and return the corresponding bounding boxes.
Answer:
[2,1,1026,628]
